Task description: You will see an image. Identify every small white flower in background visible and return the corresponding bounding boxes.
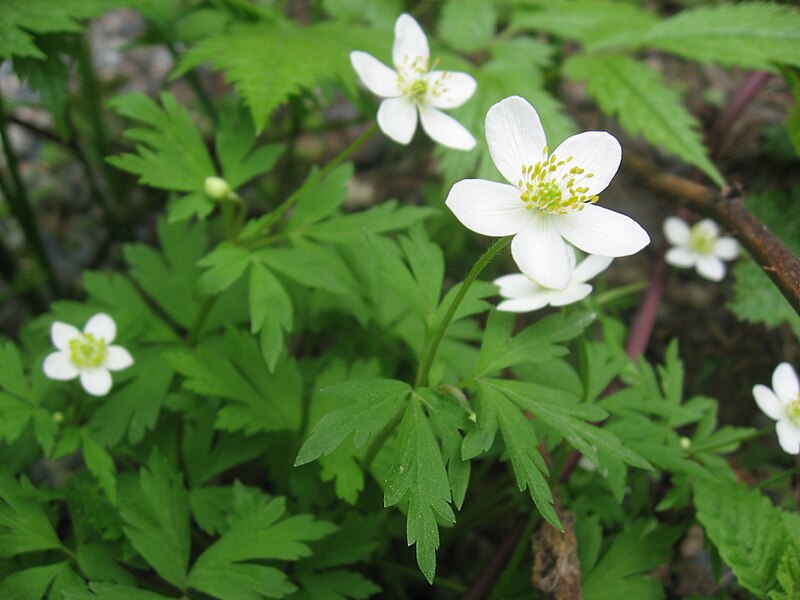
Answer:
[753,362,800,455]
[43,313,133,397]
[446,96,650,290]
[494,248,612,312]
[663,217,739,282]
[350,13,477,150]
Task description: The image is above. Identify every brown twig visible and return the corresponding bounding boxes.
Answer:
[624,154,800,316]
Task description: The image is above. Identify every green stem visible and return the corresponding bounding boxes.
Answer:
[594,280,647,306]
[162,38,218,125]
[259,123,378,235]
[686,426,772,456]
[0,93,57,292]
[415,237,511,388]
[758,464,800,489]
[186,296,216,345]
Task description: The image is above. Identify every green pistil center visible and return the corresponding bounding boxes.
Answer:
[688,224,717,255]
[787,396,800,427]
[409,78,428,98]
[68,333,107,368]
[518,148,597,215]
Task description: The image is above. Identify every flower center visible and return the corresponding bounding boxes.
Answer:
[396,56,447,105]
[68,333,107,369]
[787,395,800,427]
[518,148,598,215]
[688,222,717,255]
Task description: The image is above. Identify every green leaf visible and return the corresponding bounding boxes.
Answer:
[187,496,336,600]
[107,92,215,192]
[81,431,117,505]
[475,309,594,377]
[0,341,52,450]
[168,328,303,434]
[176,20,386,131]
[771,542,800,600]
[0,0,118,59]
[216,107,284,188]
[249,261,293,370]
[198,243,252,295]
[286,163,353,232]
[64,582,175,600]
[119,453,190,590]
[643,3,800,71]
[323,0,401,28]
[295,379,410,466]
[13,36,71,135]
[474,383,559,528]
[438,0,496,53]
[0,560,69,599]
[730,260,800,339]
[694,478,788,596]
[384,397,455,583]
[299,201,437,243]
[295,569,380,600]
[582,521,675,600]
[0,471,63,557]
[563,53,724,186]
[511,0,658,50]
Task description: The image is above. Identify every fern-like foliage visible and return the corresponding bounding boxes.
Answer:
[176,20,387,131]
[564,53,724,186]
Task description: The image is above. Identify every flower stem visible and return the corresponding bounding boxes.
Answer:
[258,123,378,235]
[415,236,511,389]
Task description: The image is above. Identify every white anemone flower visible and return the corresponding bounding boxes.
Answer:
[753,362,800,455]
[494,249,612,312]
[43,313,133,397]
[663,217,739,282]
[445,96,650,290]
[350,13,477,150]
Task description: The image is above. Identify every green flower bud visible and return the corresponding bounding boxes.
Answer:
[204,176,232,200]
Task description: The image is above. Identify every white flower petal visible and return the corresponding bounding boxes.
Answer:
[419,106,476,150]
[51,322,80,351]
[663,217,690,246]
[753,384,785,421]
[695,219,720,238]
[393,13,429,69]
[497,293,552,313]
[550,282,593,307]
[485,96,547,186]
[776,419,800,455]
[695,255,725,282]
[714,237,739,261]
[377,97,418,145]
[665,247,698,268]
[84,313,116,343]
[425,71,476,109]
[555,204,650,257]
[106,346,134,371]
[773,362,800,402]
[511,214,572,290]
[494,273,542,299]
[350,51,401,97]
[80,368,113,397]
[445,179,529,236]
[571,255,612,284]
[43,351,79,381]
[551,131,621,197]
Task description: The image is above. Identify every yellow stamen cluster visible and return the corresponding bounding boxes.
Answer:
[396,56,448,104]
[69,333,107,369]
[787,396,800,427]
[518,147,598,214]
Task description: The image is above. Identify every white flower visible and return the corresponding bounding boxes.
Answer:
[753,363,800,455]
[494,249,612,312]
[663,217,739,282]
[43,313,133,397]
[350,13,477,150]
[445,96,650,290]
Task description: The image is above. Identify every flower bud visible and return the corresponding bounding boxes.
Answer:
[204,176,232,201]
[52,411,64,424]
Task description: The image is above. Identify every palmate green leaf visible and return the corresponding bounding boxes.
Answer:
[176,20,385,131]
[323,0,401,28]
[471,383,559,529]
[81,430,117,505]
[295,379,410,466]
[215,106,284,189]
[119,453,189,591]
[187,496,336,600]
[0,561,71,599]
[0,471,64,557]
[582,521,676,600]
[474,309,594,377]
[439,38,574,185]
[563,53,724,186]
[642,2,800,71]
[384,397,455,583]
[0,0,119,59]
[249,261,292,371]
[294,570,380,600]
[694,479,788,597]
[510,0,658,51]
[438,0,496,53]
[771,543,800,600]
[64,582,174,600]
